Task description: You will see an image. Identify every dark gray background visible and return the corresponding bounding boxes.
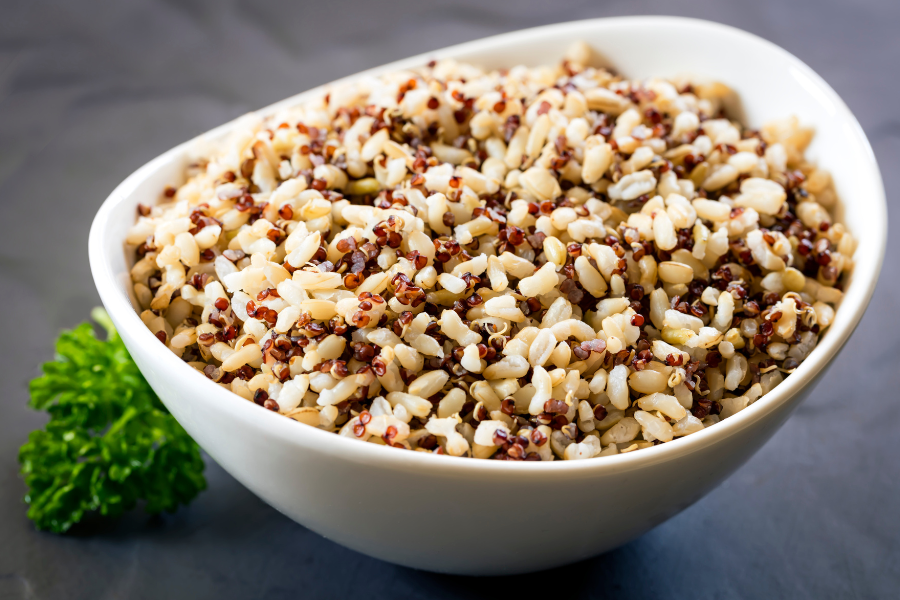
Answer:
[1,0,897,598]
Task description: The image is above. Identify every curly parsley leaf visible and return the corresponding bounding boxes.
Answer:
[18,308,206,533]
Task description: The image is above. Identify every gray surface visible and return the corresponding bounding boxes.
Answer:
[1,0,897,598]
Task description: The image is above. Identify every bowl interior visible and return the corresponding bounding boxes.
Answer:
[90,16,885,474]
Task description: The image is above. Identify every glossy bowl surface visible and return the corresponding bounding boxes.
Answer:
[89,16,885,575]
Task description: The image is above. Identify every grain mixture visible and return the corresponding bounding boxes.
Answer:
[127,42,853,460]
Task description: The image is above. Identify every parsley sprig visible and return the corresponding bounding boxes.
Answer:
[18,308,206,533]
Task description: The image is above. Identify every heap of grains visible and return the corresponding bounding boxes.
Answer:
[127,41,853,460]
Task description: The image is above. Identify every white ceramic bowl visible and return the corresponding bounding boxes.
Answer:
[89,17,885,575]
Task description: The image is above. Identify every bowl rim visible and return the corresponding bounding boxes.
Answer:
[89,15,886,477]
